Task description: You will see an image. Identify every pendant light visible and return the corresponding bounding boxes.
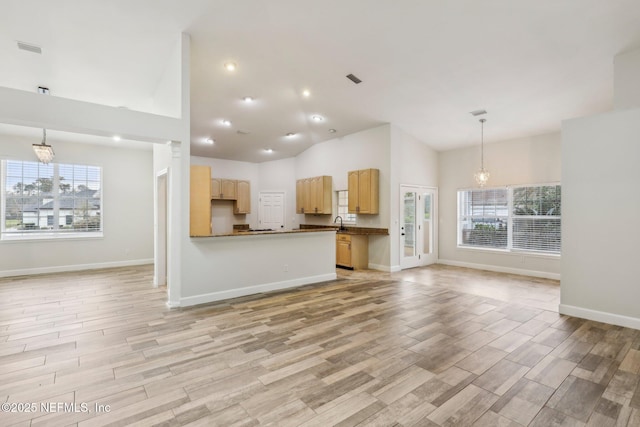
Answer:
[33,128,55,164]
[474,118,490,187]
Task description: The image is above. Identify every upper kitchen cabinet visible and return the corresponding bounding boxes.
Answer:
[296,175,332,214]
[234,180,251,214]
[190,165,212,236]
[348,169,379,214]
[211,178,237,200]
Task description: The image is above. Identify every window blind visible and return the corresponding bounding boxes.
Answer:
[458,188,508,249]
[458,184,561,254]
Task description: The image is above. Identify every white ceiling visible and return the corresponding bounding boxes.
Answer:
[2,0,640,162]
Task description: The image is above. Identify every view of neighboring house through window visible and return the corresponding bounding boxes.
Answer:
[2,160,102,238]
[458,184,561,254]
[336,190,356,224]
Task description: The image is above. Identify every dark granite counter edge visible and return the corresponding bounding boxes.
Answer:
[191,228,336,238]
[299,224,389,235]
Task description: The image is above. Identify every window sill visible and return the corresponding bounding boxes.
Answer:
[1,232,104,243]
[457,245,560,259]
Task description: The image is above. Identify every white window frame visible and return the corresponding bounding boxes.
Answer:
[457,182,561,256]
[336,190,357,225]
[1,159,104,241]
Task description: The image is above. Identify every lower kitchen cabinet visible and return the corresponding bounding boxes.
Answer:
[336,234,369,269]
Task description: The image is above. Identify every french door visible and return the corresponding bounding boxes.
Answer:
[400,185,437,269]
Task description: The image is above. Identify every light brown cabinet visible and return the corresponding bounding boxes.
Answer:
[211,178,237,200]
[296,175,332,214]
[234,180,251,214]
[336,233,369,269]
[348,168,379,214]
[190,165,212,236]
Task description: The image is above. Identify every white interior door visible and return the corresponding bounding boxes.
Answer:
[154,171,168,287]
[258,191,285,230]
[400,185,437,270]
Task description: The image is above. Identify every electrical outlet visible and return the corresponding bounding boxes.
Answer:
[283,264,288,272]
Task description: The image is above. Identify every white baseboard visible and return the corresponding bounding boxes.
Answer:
[367,263,400,272]
[437,259,561,280]
[559,304,640,331]
[179,273,337,307]
[0,258,154,278]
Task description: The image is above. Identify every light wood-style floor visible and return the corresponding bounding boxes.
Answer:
[1,265,639,426]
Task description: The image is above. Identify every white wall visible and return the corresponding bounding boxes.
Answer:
[614,48,640,110]
[190,156,260,234]
[560,108,640,329]
[182,231,336,305]
[294,125,392,268]
[258,157,298,230]
[0,136,154,276]
[438,132,562,278]
[389,125,439,270]
[151,36,181,118]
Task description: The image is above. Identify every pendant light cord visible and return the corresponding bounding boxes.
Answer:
[480,118,486,169]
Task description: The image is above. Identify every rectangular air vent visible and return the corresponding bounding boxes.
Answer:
[346,74,362,84]
[470,109,487,116]
[17,41,42,54]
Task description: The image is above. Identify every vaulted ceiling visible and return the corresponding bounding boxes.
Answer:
[2,0,640,162]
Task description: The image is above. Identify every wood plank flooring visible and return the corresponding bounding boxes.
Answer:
[1,264,639,426]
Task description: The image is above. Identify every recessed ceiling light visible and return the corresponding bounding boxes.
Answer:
[311,115,324,122]
[221,119,232,126]
[264,148,273,153]
[113,135,121,141]
[286,132,296,137]
[224,62,237,71]
[206,138,214,145]
[329,129,337,133]
[242,96,254,102]
[302,89,311,97]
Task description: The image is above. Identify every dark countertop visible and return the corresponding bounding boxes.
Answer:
[191,228,336,238]
[300,224,389,235]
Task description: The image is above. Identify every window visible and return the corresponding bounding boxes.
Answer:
[459,188,508,249]
[458,184,561,254]
[336,190,356,224]
[2,160,102,239]
[512,185,561,253]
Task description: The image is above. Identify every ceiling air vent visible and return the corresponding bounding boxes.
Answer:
[470,109,487,116]
[346,74,362,84]
[17,41,42,54]
[237,129,251,135]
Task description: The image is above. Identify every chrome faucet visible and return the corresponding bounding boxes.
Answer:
[334,216,345,230]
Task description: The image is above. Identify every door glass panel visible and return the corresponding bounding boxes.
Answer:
[423,193,432,254]
[403,192,416,257]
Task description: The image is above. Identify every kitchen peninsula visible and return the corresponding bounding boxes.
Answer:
[188,165,336,307]
[186,227,336,306]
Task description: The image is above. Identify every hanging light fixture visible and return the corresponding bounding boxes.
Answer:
[32,128,55,164]
[474,118,490,187]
